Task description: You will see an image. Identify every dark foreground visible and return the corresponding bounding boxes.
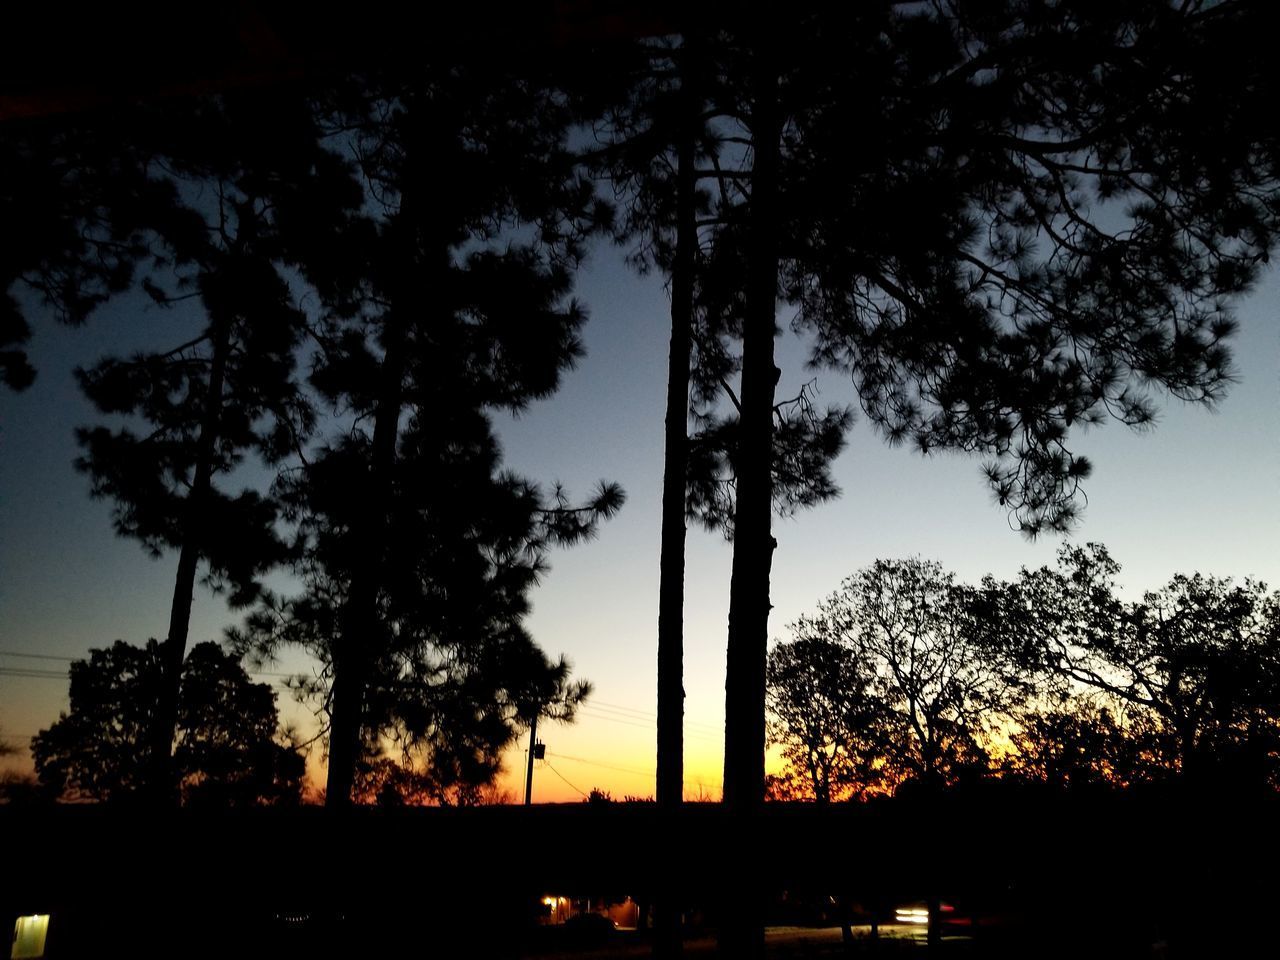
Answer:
[3,788,1276,958]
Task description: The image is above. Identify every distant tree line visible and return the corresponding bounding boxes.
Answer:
[767,546,1280,801]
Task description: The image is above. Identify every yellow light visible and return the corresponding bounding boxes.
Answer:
[12,915,50,959]
[543,897,556,907]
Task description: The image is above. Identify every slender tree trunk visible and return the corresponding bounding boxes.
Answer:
[146,310,232,804]
[722,39,780,821]
[325,302,406,807]
[655,36,700,960]
[324,192,421,807]
[656,36,697,814]
[720,41,781,960]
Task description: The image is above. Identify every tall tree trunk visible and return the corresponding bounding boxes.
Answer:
[722,40,780,821]
[654,36,700,960]
[147,309,233,804]
[720,42,781,960]
[656,32,697,816]
[325,189,421,807]
[325,302,406,807]
[327,106,450,807]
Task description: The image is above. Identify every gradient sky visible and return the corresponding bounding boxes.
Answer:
[2,239,1277,803]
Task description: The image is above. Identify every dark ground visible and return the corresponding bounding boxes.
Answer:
[3,790,1276,958]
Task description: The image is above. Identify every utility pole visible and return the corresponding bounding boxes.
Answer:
[524,710,541,805]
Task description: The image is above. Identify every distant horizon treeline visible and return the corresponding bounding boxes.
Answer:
[765,544,1280,802]
[7,542,1277,808]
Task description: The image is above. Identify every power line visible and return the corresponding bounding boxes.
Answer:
[578,708,654,732]
[0,650,299,678]
[585,703,671,725]
[589,698,721,735]
[542,750,718,797]
[587,698,655,719]
[0,665,297,683]
[544,750,653,780]
[0,668,67,680]
[0,653,721,729]
[578,706,720,744]
[540,760,589,799]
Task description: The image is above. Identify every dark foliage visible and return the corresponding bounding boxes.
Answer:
[787,558,1026,791]
[1002,544,1280,789]
[772,548,1280,797]
[31,640,303,804]
[232,59,622,805]
[50,90,366,802]
[765,635,890,802]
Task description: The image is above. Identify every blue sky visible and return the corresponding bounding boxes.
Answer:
[2,240,1277,801]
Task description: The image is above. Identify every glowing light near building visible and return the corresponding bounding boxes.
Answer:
[895,907,930,924]
[11,915,50,959]
[540,895,571,924]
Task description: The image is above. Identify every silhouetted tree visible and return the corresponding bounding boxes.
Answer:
[72,92,358,801]
[796,558,1026,789]
[174,641,306,806]
[348,755,518,807]
[31,640,302,804]
[229,60,622,807]
[1006,545,1280,789]
[234,491,605,809]
[765,635,891,802]
[1004,699,1161,789]
[592,30,854,953]
[1,112,177,391]
[588,29,709,834]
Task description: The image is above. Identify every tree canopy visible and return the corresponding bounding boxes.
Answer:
[230,59,623,806]
[768,548,1280,799]
[31,640,303,805]
[790,558,1026,790]
[765,634,889,803]
[666,0,1280,844]
[1003,544,1280,789]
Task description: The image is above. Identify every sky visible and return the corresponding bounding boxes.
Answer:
[2,238,1278,803]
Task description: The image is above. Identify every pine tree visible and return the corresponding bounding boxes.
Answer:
[235,61,622,807]
[73,91,359,800]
